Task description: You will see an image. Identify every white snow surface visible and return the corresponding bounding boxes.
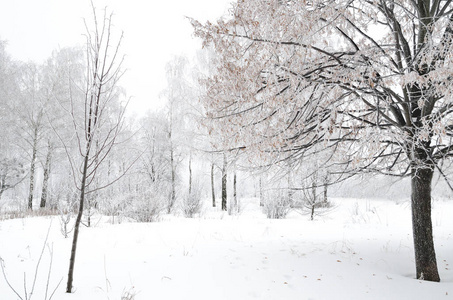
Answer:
[0,197,452,299]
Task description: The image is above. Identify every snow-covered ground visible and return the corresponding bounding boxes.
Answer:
[0,197,452,299]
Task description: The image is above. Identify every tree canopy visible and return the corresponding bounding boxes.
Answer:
[192,0,453,281]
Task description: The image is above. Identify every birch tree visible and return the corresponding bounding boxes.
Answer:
[160,57,189,213]
[191,0,453,281]
[16,62,48,210]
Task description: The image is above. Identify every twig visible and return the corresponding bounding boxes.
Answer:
[0,257,24,300]
[0,220,60,300]
[48,278,63,300]
[44,244,53,300]
[24,273,28,300]
[104,255,111,293]
[30,220,53,299]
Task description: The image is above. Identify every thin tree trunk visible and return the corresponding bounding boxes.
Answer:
[312,172,317,204]
[167,94,177,214]
[221,152,227,211]
[168,110,176,214]
[0,176,6,201]
[40,142,52,208]
[287,170,293,206]
[323,173,328,206]
[66,7,124,292]
[259,177,264,207]
[310,173,317,220]
[87,140,100,227]
[28,126,39,210]
[233,172,237,211]
[411,162,440,281]
[188,152,192,195]
[66,149,90,293]
[87,201,91,228]
[211,162,216,207]
[170,145,176,213]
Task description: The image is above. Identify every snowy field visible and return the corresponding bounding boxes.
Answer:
[0,197,452,300]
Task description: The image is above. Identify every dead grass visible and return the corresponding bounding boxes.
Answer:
[0,208,59,221]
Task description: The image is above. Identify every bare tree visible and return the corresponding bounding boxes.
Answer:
[161,57,191,213]
[66,6,126,293]
[297,169,332,221]
[135,111,172,218]
[192,0,453,281]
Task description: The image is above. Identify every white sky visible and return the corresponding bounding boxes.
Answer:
[0,0,232,114]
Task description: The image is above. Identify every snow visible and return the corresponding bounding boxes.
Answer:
[1,197,452,299]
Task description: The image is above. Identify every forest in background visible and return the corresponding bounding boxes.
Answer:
[0,35,335,223]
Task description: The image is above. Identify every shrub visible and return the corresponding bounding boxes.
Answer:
[262,189,291,219]
[181,182,203,218]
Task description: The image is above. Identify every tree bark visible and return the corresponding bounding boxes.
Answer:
[323,173,328,206]
[211,162,216,207]
[310,173,317,221]
[221,152,227,211]
[40,142,52,208]
[411,162,440,282]
[169,144,176,213]
[233,171,237,211]
[66,150,90,293]
[28,126,39,210]
[188,152,192,195]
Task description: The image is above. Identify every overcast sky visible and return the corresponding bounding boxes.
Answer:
[0,0,231,114]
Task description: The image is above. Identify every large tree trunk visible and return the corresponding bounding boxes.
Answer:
[40,142,52,208]
[411,161,439,282]
[28,126,39,210]
[221,153,227,211]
